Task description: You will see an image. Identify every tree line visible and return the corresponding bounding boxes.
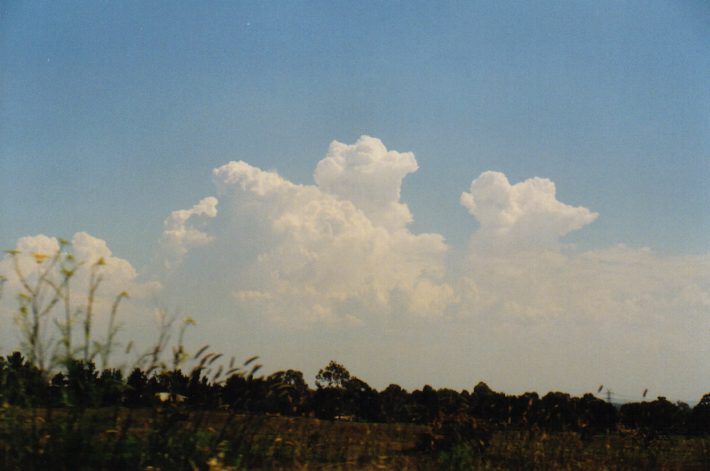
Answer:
[2,354,708,436]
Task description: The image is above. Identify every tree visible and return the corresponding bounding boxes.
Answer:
[1,351,47,406]
[223,373,270,412]
[315,361,351,389]
[689,393,710,435]
[620,396,687,437]
[345,376,381,421]
[539,392,575,431]
[412,385,439,424]
[187,368,214,408]
[577,393,616,434]
[468,382,507,422]
[97,368,124,407]
[267,369,309,416]
[508,392,539,426]
[381,384,413,423]
[65,359,100,408]
[313,361,353,420]
[124,367,148,407]
[437,388,467,416]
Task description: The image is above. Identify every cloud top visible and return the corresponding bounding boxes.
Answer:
[160,196,219,268]
[314,136,418,230]
[209,155,451,324]
[461,171,598,250]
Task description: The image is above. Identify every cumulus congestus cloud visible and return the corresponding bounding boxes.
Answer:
[161,138,709,333]
[457,170,709,326]
[169,136,453,325]
[314,136,419,231]
[160,196,219,269]
[461,171,598,252]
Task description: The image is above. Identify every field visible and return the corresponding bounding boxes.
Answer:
[198,414,710,470]
[202,414,710,470]
[7,408,706,470]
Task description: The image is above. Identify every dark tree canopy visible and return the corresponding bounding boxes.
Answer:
[0,351,707,436]
[315,361,351,389]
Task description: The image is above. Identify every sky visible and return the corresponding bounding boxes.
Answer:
[1,1,709,402]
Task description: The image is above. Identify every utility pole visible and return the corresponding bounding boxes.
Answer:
[596,384,613,404]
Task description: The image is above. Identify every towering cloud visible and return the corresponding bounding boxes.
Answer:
[314,136,418,231]
[457,170,709,326]
[461,171,598,251]
[160,196,219,269]
[206,138,452,324]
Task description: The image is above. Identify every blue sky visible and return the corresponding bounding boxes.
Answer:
[1,1,709,400]
[3,0,708,260]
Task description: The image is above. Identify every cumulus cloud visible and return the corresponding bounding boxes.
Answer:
[155,137,454,325]
[1,232,159,299]
[166,145,709,337]
[160,196,219,268]
[456,170,710,324]
[449,170,710,397]
[207,152,452,324]
[314,136,418,230]
[461,171,598,251]
[0,232,161,351]
[4,137,708,398]
[156,136,455,326]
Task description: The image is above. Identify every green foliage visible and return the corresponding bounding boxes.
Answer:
[437,442,482,470]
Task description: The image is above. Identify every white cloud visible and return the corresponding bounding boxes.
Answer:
[160,196,219,269]
[461,171,598,251]
[314,135,418,230]
[0,232,161,354]
[1,232,159,300]
[155,137,453,325]
[458,245,710,322]
[448,242,710,399]
[457,171,709,324]
[207,151,452,325]
[446,169,710,398]
[3,138,709,399]
[169,149,709,338]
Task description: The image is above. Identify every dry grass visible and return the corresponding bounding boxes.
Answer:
[111,411,710,470]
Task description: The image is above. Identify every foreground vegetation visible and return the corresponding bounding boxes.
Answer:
[2,401,710,469]
[2,351,710,470]
[1,243,709,469]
